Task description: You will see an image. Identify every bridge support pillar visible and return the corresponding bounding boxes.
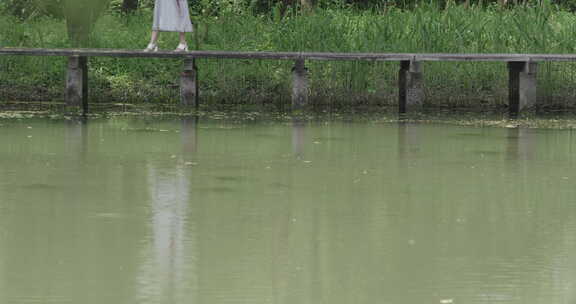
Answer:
[399,60,424,113]
[292,59,309,110]
[66,56,88,114]
[181,59,199,108]
[508,61,537,117]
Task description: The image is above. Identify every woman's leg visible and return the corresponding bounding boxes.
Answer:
[175,32,188,51]
[144,30,160,51]
[149,30,160,45]
[179,32,187,46]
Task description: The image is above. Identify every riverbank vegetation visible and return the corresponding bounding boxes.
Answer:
[2,0,576,110]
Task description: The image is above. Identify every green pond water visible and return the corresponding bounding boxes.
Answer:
[0,116,575,304]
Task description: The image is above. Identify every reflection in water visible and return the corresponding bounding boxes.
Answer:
[0,218,3,299]
[0,118,575,304]
[136,122,198,303]
[181,116,198,155]
[506,128,534,161]
[397,121,420,161]
[137,164,196,303]
[292,119,305,159]
[65,118,88,161]
[565,218,576,303]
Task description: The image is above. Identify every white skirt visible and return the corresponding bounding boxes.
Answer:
[152,0,193,32]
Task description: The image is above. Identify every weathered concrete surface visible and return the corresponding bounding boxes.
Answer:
[180,59,198,108]
[292,59,309,110]
[508,61,537,116]
[399,60,424,113]
[66,56,88,113]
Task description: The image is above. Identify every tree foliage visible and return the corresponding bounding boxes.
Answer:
[121,0,140,14]
[2,0,576,22]
[63,0,110,46]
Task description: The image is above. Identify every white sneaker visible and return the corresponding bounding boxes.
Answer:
[175,43,189,52]
[144,43,158,52]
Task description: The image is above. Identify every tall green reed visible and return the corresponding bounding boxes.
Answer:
[2,5,576,108]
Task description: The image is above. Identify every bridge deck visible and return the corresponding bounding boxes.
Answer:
[2,48,576,62]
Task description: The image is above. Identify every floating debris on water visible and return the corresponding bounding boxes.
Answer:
[91,213,124,219]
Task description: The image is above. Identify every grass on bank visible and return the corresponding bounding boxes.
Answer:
[2,3,576,109]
